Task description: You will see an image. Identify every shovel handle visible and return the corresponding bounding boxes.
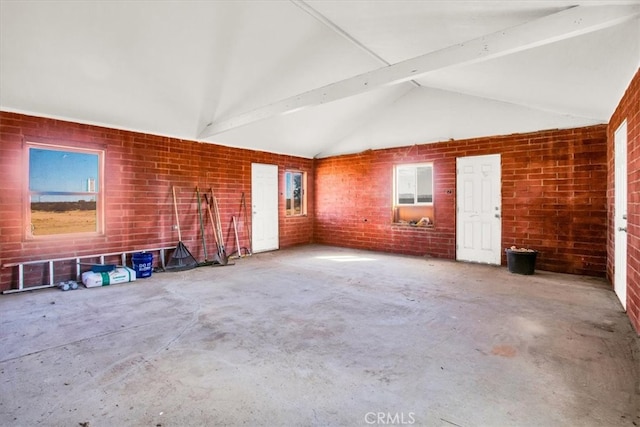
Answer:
[172,186,182,241]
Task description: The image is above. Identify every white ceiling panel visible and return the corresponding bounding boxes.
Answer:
[415,17,640,121]
[317,85,599,158]
[306,0,571,63]
[1,1,639,158]
[210,83,414,158]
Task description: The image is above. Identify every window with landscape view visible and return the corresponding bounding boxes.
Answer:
[393,163,434,225]
[27,143,103,237]
[285,170,306,216]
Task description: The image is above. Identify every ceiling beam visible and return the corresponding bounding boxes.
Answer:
[199,5,639,139]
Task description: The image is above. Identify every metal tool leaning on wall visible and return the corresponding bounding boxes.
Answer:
[204,190,229,266]
[195,186,216,266]
[166,186,199,272]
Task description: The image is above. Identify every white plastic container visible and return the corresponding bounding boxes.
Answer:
[82,266,137,288]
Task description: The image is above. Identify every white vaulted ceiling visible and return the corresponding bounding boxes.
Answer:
[1,1,639,158]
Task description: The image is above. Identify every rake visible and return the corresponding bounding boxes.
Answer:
[205,191,229,266]
[166,186,199,271]
[196,186,214,266]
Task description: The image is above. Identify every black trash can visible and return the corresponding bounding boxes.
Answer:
[505,249,538,275]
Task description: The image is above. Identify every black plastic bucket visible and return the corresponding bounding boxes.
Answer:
[132,252,153,278]
[505,249,537,275]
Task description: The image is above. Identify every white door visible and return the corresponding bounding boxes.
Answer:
[614,121,628,310]
[251,163,279,253]
[456,154,502,264]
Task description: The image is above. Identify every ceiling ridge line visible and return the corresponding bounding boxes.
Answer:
[312,84,419,159]
[289,0,421,89]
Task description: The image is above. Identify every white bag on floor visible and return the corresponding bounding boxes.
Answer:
[82,267,137,288]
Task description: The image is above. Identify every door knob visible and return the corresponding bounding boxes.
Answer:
[495,214,501,218]
[618,227,627,232]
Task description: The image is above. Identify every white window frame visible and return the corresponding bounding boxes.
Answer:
[25,141,105,239]
[394,163,434,206]
[284,170,307,216]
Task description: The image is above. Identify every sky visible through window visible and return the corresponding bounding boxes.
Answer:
[29,148,98,201]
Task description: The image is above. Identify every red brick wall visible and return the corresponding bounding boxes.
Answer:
[0,112,313,291]
[314,126,608,276]
[608,68,640,334]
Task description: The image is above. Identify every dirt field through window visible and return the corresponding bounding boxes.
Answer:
[31,210,96,235]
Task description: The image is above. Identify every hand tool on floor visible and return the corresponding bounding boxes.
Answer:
[232,216,243,258]
[205,192,228,266]
[195,186,213,265]
[240,192,252,256]
[166,186,198,271]
[210,188,229,265]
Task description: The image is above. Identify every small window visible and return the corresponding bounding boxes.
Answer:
[27,143,103,237]
[285,171,306,216]
[393,163,434,225]
[395,164,433,205]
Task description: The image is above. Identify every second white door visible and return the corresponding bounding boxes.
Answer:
[251,163,279,253]
[456,154,502,264]
[614,121,628,310]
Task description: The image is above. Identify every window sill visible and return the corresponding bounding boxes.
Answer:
[25,231,105,241]
[392,222,435,229]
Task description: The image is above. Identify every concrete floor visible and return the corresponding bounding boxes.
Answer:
[0,245,638,427]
